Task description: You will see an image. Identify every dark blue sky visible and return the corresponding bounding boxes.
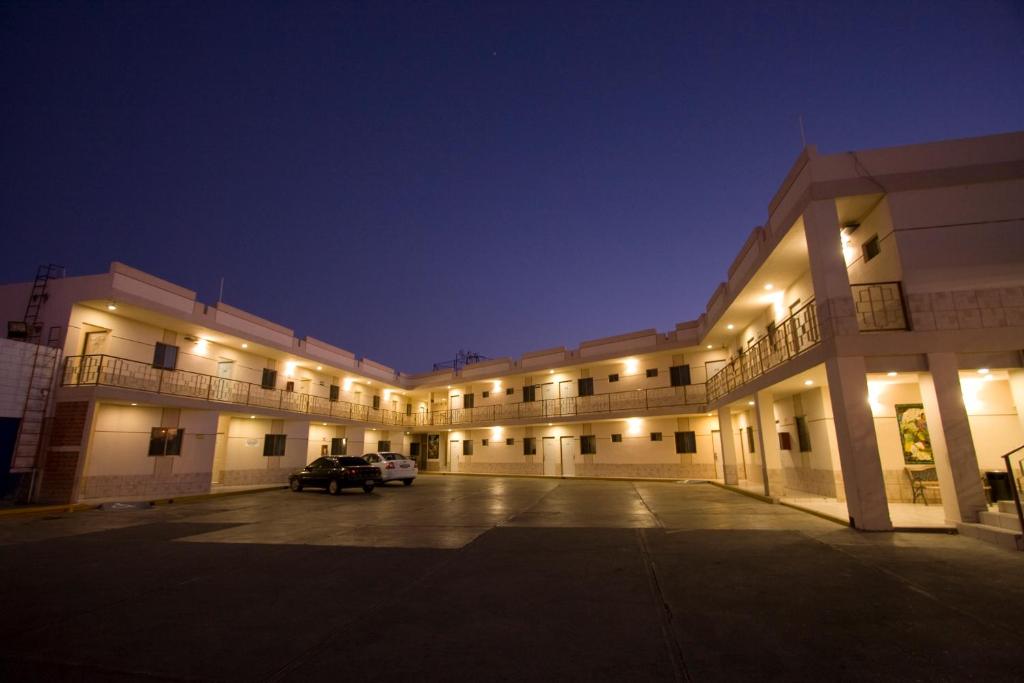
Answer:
[2,2,1022,371]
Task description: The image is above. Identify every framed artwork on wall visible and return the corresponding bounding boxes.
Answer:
[896,403,933,464]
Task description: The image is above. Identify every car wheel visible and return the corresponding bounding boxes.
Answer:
[290,479,303,492]
[402,478,414,486]
[362,483,374,494]
[328,479,341,495]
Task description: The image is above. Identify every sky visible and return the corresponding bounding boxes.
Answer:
[2,1,1022,372]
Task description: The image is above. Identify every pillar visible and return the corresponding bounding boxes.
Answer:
[825,356,893,530]
[718,406,739,485]
[922,353,987,522]
[754,390,783,497]
[1008,370,1024,435]
[803,200,860,338]
[346,426,366,456]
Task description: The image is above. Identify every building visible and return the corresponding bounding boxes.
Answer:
[2,131,1023,546]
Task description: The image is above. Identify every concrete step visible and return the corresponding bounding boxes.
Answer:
[979,510,1022,532]
[957,522,1023,551]
[997,500,1022,515]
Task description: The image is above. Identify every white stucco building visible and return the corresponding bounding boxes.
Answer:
[2,130,1023,548]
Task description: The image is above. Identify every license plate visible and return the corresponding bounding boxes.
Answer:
[400,463,410,468]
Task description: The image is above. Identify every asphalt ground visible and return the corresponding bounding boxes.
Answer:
[0,475,1021,681]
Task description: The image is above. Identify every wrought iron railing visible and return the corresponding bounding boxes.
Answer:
[851,281,909,331]
[1001,444,1024,536]
[706,299,820,402]
[61,354,707,428]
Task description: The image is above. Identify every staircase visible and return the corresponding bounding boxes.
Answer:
[957,501,1023,551]
[22,264,64,343]
[10,341,61,473]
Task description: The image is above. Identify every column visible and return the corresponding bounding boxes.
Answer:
[803,200,860,339]
[1008,370,1024,435]
[825,356,893,530]
[754,390,783,497]
[346,426,366,456]
[922,353,987,522]
[718,406,739,485]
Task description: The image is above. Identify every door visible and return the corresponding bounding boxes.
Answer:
[560,436,576,477]
[712,430,724,480]
[558,380,576,417]
[542,436,559,476]
[541,382,557,416]
[449,440,462,473]
[217,359,234,379]
[83,330,108,355]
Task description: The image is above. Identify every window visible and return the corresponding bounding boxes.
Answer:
[329,384,340,402]
[669,365,691,387]
[148,427,184,456]
[523,385,537,402]
[746,426,756,453]
[523,437,537,455]
[330,437,347,455]
[608,373,619,383]
[377,440,390,451]
[152,342,178,370]
[506,438,514,446]
[578,378,594,397]
[263,434,287,456]
[482,438,489,447]
[862,235,880,262]
[674,431,697,454]
[506,387,514,395]
[286,381,295,392]
[464,393,475,409]
[795,416,812,452]
[650,432,663,442]
[463,440,474,456]
[482,391,490,399]
[766,321,778,350]
[611,433,622,443]
[372,395,380,410]
[581,435,597,455]
[406,403,412,416]
[646,368,658,378]
[778,432,793,451]
[261,368,277,389]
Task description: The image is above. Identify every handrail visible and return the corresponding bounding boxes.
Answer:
[706,298,820,402]
[1000,444,1024,536]
[60,354,707,429]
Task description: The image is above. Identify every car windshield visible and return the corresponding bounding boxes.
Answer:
[337,457,369,466]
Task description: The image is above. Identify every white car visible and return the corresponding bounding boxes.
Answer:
[363,452,417,486]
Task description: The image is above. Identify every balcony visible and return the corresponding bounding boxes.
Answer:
[61,355,708,429]
[851,281,909,331]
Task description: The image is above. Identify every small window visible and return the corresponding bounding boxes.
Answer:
[285,381,295,393]
[669,365,691,387]
[463,439,474,456]
[581,435,596,455]
[523,385,536,403]
[482,438,489,447]
[464,393,475,409]
[611,433,622,443]
[795,416,812,452]
[261,368,277,390]
[506,438,514,446]
[674,431,697,454]
[372,395,380,410]
[152,342,178,370]
[330,437,347,455]
[778,432,793,451]
[578,378,594,397]
[148,427,184,456]
[650,432,663,442]
[329,384,340,402]
[505,387,514,395]
[523,437,537,455]
[746,426,756,453]
[862,235,880,262]
[263,434,287,456]
[646,368,658,378]
[377,440,390,451]
[482,390,490,399]
[608,373,619,383]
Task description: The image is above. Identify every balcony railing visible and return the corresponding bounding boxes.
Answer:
[851,281,909,331]
[706,299,820,402]
[61,354,707,428]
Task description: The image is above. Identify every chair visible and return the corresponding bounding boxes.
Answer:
[905,465,940,505]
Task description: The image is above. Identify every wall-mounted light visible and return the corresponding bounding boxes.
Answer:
[249,415,255,419]
[978,368,990,375]
[887,371,897,377]
[130,402,137,406]
[726,324,734,330]
[626,417,642,435]
[106,302,117,311]
[764,283,774,291]
[342,378,353,391]
[803,379,814,386]
[747,401,755,406]
[624,358,639,374]
[706,345,713,350]
[241,343,248,349]
[284,361,297,377]
[316,366,323,371]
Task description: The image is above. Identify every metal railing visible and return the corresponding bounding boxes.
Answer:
[61,354,707,428]
[1000,444,1024,536]
[706,299,820,402]
[851,281,909,331]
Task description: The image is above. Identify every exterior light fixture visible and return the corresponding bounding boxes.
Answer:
[547,423,552,426]
[130,402,137,406]
[241,343,248,349]
[321,422,326,426]
[249,415,255,419]
[887,371,897,377]
[804,379,814,386]
[107,303,117,311]
[747,401,755,406]
[764,283,774,290]
[316,366,322,371]
[549,370,554,374]
[726,324,734,330]
[706,345,713,350]
[978,368,990,375]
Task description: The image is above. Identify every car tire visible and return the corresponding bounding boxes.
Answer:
[403,478,414,486]
[328,479,341,495]
[362,483,374,494]
[290,479,303,492]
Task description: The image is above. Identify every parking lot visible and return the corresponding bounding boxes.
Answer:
[0,474,1022,681]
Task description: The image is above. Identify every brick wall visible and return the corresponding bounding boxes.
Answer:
[37,401,89,503]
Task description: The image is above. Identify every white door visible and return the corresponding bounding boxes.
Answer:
[712,430,724,480]
[542,437,559,476]
[449,440,462,473]
[83,330,108,355]
[542,383,557,416]
[217,360,234,379]
[450,394,462,410]
[560,436,576,477]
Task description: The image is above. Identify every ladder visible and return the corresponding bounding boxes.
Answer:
[10,341,60,472]
[23,264,64,343]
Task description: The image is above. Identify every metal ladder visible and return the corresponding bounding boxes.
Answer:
[10,338,61,473]
[23,264,64,343]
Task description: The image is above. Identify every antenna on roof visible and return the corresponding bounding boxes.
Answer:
[218,276,225,304]
[798,114,807,149]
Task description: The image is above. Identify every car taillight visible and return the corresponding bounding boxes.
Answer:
[386,462,395,469]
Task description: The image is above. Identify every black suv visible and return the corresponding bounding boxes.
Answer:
[289,456,381,495]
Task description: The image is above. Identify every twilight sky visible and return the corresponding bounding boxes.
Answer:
[2,1,1022,372]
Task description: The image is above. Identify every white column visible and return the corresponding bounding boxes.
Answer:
[802,200,860,339]
[346,426,366,456]
[924,353,987,522]
[718,406,739,485]
[825,356,892,530]
[754,390,783,497]
[1008,370,1024,435]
